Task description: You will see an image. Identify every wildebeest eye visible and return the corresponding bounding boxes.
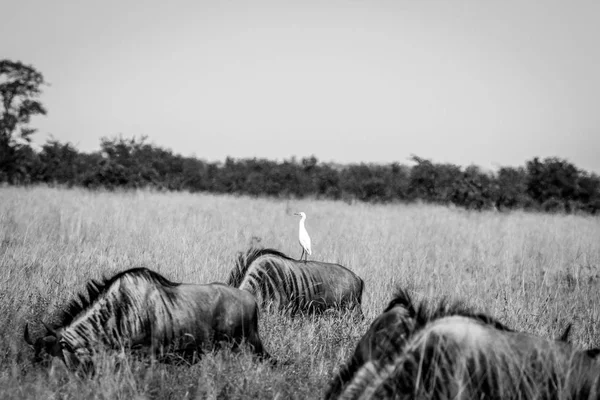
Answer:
[60,341,74,353]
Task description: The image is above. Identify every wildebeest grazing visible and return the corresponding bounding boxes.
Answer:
[328,289,600,400]
[226,248,364,316]
[24,267,271,370]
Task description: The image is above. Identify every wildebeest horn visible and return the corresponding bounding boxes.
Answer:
[23,323,34,345]
[42,321,56,336]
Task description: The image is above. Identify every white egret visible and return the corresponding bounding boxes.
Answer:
[293,212,312,262]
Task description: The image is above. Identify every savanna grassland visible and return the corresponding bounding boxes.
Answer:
[1,186,599,399]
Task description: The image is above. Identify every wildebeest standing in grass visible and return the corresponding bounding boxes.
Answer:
[226,248,364,317]
[24,267,271,371]
[329,289,600,400]
[326,288,516,399]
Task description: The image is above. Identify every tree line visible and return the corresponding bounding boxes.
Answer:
[1,59,599,214]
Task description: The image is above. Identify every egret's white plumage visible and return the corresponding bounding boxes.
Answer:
[294,212,312,261]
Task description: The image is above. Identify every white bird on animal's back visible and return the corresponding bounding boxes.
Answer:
[293,212,312,262]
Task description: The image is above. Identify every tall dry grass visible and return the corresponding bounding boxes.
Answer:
[0,186,599,399]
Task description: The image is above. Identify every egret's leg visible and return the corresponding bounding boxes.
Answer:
[299,248,304,261]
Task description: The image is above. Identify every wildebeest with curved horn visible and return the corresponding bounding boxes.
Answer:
[24,267,271,371]
[328,289,600,400]
[226,248,364,316]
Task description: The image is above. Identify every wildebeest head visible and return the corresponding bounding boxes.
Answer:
[23,322,86,370]
[23,322,63,364]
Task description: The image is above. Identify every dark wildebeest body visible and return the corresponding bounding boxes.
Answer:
[227,248,364,316]
[24,267,270,370]
[326,289,514,399]
[328,289,600,400]
[227,249,364,316]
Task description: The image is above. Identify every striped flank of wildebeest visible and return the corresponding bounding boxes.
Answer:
[329,288,600,400]
[24,267,271,371]
[226,248,364,316]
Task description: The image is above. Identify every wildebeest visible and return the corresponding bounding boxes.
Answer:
[226,248,364,316]
[24,267,271,371]
[328,289,600,400]
[325,288,515,399]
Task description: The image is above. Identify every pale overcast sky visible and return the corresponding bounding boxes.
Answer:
[2,0,599,172]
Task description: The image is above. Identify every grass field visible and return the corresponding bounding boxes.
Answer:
[1,186,599,399]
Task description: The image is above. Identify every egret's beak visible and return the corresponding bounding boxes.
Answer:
[293,212,299,216]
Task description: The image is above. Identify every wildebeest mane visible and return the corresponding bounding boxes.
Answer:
[56,267,180,328]
[226,247,295,287]
[386,287,514,334]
